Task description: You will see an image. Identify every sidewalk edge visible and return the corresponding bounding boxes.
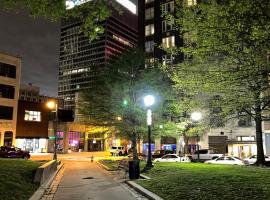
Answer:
[29,163,64,200]
[126,180,164,200]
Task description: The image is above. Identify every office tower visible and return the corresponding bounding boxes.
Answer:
[59,1,138,110]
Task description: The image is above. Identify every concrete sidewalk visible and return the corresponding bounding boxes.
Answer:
[52,161,137,200]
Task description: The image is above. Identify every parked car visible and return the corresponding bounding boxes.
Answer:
[191,149,223,161]
[205,156,245,165]
[243,155,270,165]
[152,150,174,159]
[0,146,30,159]
[110,146,126,156]
[153,154,191,163]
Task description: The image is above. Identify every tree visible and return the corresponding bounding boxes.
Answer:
[170,0,270,165]
[78,48,172,161]
[0,0,121,40]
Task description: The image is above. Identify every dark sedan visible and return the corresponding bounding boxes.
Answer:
[0,146,30,159]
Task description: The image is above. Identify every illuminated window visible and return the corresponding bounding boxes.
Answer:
[162,20,173,32]
[145,7,154,20]
[145,41,154,52]
[145,24,155,36]
[162,54,175,66]
[24,110,41,122]
[161,1,174,13]
[237,136,255,141]
[187,0,197,6]
[162,36,175,48]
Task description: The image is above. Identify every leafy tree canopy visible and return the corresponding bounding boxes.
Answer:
[0,0,121,40]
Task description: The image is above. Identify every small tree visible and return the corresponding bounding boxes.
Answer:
[78,48,171,161]
[171,0,270,165]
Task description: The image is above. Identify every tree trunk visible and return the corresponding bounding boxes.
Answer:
[255,104,265,166]
[183,133,189,155]
[131,132,139,161]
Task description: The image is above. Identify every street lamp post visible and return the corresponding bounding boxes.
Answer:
[191,112,202,162]
[144,95,155,169]
[47,101,58,160]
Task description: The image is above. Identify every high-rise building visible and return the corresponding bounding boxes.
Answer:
[138,0,183,67]
[0,52,21,146]
[59,1,138,110]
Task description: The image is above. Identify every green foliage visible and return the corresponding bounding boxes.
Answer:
[169,0,270,164]
[0,0,121,41]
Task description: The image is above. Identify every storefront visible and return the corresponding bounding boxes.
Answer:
[228,136,256,158]
[16,138,48,153]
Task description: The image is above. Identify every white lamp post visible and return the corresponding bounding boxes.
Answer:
[47,100,58,160]
[191,111,202,161]
[144,95,155,168]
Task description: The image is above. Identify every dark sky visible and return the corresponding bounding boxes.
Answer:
[0,10,60,97]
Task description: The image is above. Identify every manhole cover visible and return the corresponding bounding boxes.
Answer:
[82,177,94,179]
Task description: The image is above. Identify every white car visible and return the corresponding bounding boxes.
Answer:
[153,154,191,163]
[110,146,125,156]
[243,155,270,165]
[205,156,245,165]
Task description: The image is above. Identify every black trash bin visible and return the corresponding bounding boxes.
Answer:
[129,160,140,179]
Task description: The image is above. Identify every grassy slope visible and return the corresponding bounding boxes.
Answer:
[136,163,270,200]
[0,159,42,200]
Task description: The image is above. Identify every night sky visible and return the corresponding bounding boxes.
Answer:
[0,9,60,97]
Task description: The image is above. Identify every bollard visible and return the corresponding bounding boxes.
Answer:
[91,155,94,162]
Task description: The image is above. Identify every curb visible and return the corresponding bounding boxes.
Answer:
[29,163,64,200]
[96,161,114,171]
[126,180,164,200]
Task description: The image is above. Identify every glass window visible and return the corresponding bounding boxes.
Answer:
[145,24,154,36]
[187,0,197,6]
[145,7,154,20]
[0,62,16,79]
[145,0,154,3]
[162,20,173,32]
[237,136,255,141]
[161,1,174,13]
[0,106,13,120]
[145,41,154,52]
[162,36,175,48]
[24,110,41,122]
[217,157,225,160]
[0,84,15,99]
[226,157,234,161]
[162,54,175,66]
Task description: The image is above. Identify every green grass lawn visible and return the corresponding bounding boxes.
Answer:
[136,163,270,200]
[0,159,43,200]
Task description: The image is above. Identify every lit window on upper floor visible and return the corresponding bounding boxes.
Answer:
[161,1,174,14]
[162,54,175,66]
[24,110,41,122]
[145,7,154,20]
[162,20,174,32]
[187,0,197,6]
[145,24,155,36]
[145,41,154,53]
[145,0,154,3]
[162,36,175,48]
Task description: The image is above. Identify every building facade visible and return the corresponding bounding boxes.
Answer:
[16,100,49,153]
[58,2,138,110]
[0,53,21,146]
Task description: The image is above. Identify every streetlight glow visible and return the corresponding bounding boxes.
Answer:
[144,95,155,107]
[191,112,202,122]
[46,101,56,110]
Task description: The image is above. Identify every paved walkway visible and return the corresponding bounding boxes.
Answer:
[42,160,139,200]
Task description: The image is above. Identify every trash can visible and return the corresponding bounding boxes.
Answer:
[128,160,140,179]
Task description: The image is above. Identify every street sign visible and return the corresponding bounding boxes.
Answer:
[49,136,57,140]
